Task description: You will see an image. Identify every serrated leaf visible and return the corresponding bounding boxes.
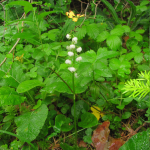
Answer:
[109,58,120,70]
[15,104,48,142]
[78,112,98,128]
[97,47,119,59]
[106,35,122,50]
[0,87,25,106]
[74,25,86,40]
[17,80,44,93]
[96,31,109,42]
[134,53,143,64]
[135,33,143,41]
[86,24,99,39]
[110,25,124,37]
[122,25,131,32]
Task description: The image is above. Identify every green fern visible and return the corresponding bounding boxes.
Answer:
[123,71,150,99]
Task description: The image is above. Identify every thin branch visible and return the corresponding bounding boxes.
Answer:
[80,3,89,27]
[49,68,73,93]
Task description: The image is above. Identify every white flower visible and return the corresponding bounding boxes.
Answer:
[76,56,82,62]
[76,47,82,53]
[70,44,75,50]
[66,46,71,50]
[66,34,71,39]
[72,37,78,44]
[65,59,71,64]
[68,67,76,72]
[68,51,74,56]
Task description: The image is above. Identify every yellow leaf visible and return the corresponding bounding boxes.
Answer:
[91,106,104,120]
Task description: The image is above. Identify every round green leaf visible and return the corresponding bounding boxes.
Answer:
[106,35,122,50]
[15,104,48,142]
[122,112,131,119]
[17,80,44,93]
[131,45,141,53]
[78,112,98,128]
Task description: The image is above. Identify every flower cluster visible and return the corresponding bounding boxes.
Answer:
[65,35,82,73]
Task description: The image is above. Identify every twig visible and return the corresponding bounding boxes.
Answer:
[80,3,89,27]
[93,0,101,19]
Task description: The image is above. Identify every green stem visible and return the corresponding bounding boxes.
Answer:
[72,47,77,149]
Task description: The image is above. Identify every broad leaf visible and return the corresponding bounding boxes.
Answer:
[74,25,86,40]
[78,112,98,128]
[86,24,99,39]
[96,31,109,42]
[17,80,44,93]
[0,87,25,106]
[119,129,150,150]
[106,35,122,50]
[15,104,48,142]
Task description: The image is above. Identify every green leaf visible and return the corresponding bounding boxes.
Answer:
[131,45,141,53]
[33,100,42,109]
[55,114,73,132]
[109,58,120,70]
[134,53,143,64]
[86,23,99,39]
[96,31,109,42]
[106,35,122,50]
[122,25,131,32]
[17,80,44,93]
[15,104,48,142]
[78,112,98,128]
[135,33,143,41]
[81,50,96,63]
[135,29,145,34]
[74,25,86,40]
[71,100,89,118]
[101,0,120,23]
[114,116,121,122]
[6,1,33,14]
[116,105,125,110]
[0,87,25,106]
[110,25,124,37]
[47,29,60,41]
[119,129,150,150]
[60,143,74,150]
[126,0,136,26]
[83,135,92,144]
[97,47,119,59]
[123,97,133,103]
[122,112,131,119]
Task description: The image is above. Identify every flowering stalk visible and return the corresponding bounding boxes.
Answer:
[65,35,82,149]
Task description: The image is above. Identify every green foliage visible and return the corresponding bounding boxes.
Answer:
[15,104,48,142]
[0,0,149,149]
[119,128,150,150]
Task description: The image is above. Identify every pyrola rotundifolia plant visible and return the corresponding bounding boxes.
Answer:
[65,34,83,148]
